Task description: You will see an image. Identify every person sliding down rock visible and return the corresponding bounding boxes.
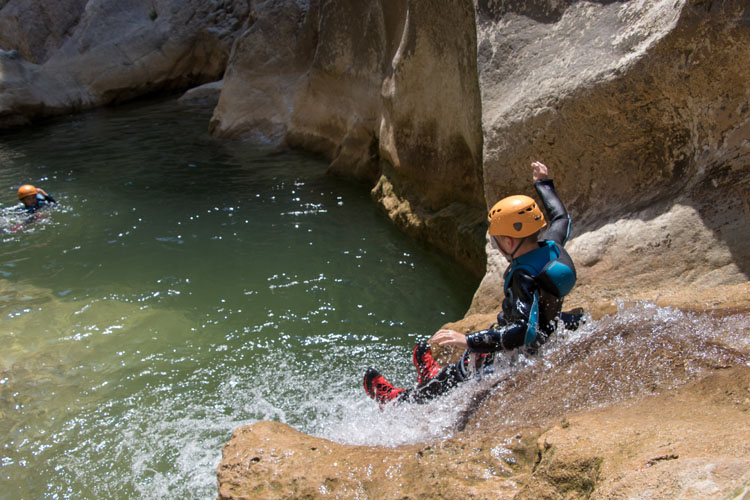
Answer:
[364,161,579,408]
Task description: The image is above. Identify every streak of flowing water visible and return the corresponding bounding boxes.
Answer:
[0,99,480,499]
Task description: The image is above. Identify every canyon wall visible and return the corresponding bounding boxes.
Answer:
[0,0,249,127]
[210,0,488,275]
[209,0,750,298]
[472,0,750,314]
[2,2,749,497]
[2,1,747,292]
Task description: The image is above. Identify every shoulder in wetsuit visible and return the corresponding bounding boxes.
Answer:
[23,192,56,214]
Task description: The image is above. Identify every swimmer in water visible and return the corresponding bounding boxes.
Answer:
[16,184,56,214]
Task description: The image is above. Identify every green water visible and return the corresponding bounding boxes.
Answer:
[0,100,479,499]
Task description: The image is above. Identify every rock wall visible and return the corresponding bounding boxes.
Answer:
[210,0,488,276]
[0,0,249,127]
[211,0,750,292]
[471,0,750,313]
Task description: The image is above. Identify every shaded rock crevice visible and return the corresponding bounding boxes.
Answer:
[211,0,488,274]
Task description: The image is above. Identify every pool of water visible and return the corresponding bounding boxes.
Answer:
[0,99,479,499]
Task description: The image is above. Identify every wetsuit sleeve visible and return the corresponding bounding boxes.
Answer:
[465,270,540,353]
[43,194,56,203]
[535,179,571,246]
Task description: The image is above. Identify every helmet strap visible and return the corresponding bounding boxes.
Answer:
[495,235,525,262]
[508,237,525,261]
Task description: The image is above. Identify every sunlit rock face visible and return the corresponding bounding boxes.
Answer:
[0,0,249,126]
[471,0,750,313]
[210,0,489,275]
[372,1,486,277]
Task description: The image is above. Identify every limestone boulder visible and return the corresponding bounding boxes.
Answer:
[286,0,387,184]
[209,0,312,145]
[0,49,87,127]
[372,0,486,276]
[0,0,249,126]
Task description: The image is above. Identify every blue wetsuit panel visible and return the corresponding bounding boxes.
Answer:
[523,292,540,345]
[541,260,576,297]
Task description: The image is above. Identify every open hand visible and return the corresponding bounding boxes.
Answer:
[429,329,468,349]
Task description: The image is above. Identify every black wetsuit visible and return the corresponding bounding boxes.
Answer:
[401,179,577,403]
[23,193,56,214]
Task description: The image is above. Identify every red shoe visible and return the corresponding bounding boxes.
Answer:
[364,368,405,407]
[413,341,440,386]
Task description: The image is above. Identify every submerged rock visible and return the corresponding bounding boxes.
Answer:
[178,79,223,106]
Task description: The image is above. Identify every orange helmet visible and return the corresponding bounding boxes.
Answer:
[488,195,546,238]
[17,184,38,200]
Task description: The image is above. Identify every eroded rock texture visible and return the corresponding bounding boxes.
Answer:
[213,1,750,498]
[472,0,750,313]
[211,0,489,275]
[0,0,249,127]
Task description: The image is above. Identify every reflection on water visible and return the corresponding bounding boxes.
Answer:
[0,99,479,499]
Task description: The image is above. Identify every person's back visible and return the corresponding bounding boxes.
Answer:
[491,175,577,348]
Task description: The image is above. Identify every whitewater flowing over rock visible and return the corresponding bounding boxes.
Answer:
[217,300,750,499]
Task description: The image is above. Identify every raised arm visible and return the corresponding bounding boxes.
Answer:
[532,162,571,246]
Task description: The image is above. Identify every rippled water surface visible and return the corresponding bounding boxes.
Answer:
[0,100,480,499]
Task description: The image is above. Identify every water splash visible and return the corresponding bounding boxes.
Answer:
[304,301,750,450]
[456,301,750,429]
